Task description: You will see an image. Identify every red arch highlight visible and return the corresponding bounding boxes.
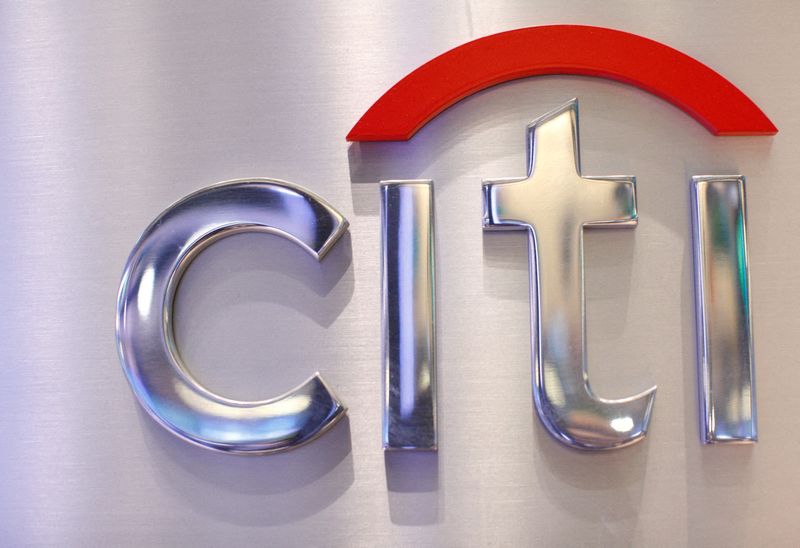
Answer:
[347,25,776,141]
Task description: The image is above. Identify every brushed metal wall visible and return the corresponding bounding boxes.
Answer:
[1,1,798,545]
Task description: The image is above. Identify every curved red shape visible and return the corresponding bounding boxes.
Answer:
[347,25,776,141]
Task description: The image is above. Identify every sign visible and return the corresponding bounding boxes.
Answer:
[116,25,772,454]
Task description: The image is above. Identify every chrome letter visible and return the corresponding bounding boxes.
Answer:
[116,179,348,454]
[381,180,437,450]
[691,175,757,443]
[483,100,657,450]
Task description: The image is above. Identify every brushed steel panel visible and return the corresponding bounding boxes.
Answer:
[1,1,797,546]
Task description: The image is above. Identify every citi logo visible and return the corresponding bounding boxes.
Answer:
[117,26,773,455]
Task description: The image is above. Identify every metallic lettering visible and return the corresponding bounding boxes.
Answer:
[381,180,438,450]
[116,179,348,454]
[691,175,757,443]
[483,100,657,450]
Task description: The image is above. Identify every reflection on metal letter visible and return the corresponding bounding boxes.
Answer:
[116,179,348,454]
[691,176,757,443]
[483,99,657,450]
[381,180,437,450]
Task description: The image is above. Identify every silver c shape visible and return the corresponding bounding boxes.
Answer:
[483,100,657,450]
[116,179,348,454]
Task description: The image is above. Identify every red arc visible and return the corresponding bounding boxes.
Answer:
[347,25,777,141]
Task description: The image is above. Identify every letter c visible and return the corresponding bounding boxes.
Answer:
[116,179,348,454]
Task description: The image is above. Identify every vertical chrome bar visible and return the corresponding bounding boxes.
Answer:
[691,175,757,443]
[381,180,437,451]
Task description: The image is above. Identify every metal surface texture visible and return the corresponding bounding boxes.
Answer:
[483,100,656,449]
[381,180,437,450]
[116,179,349,453]
[2,1,799,546]
[691,176,757,443]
